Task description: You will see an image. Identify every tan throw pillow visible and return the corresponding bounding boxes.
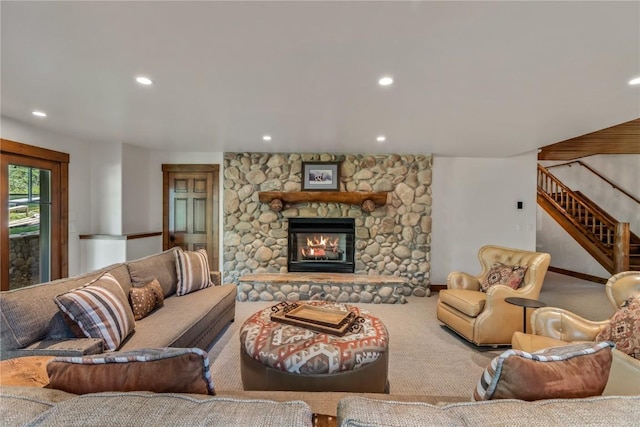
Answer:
[481,263,528,291]
[596,296,640,360]
[47,348,215,395]
[129,279,164,320]
[473,341,614,401]
[54,273,136,352]
[175,249,212,296]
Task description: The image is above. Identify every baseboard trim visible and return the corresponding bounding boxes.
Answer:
[548,266,608,284]
[430,284,446,293]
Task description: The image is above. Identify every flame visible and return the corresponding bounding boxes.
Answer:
[301,234,340,257]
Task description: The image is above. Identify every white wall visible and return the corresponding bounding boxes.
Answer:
[90,142,122,234]
[122,143,152,234]
[80,239,127,272]
[430,151,539,284]
[1,116,95,276]
[79,236,161,271]
[537,154,640,278]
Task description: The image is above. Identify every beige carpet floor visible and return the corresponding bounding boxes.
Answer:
[207,272,611,398]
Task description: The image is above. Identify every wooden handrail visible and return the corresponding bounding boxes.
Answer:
[546,160,640,205]
[537,164,630,274]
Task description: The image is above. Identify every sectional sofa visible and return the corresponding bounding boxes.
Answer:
[0,247,237,360]
[2,250,639,426]
[1,386,638,426]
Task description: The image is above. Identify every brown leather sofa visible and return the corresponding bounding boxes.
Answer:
[436,245,551,346]
[512,270,640,395]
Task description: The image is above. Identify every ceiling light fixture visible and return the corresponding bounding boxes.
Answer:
[378,76,394,86]
[32,111,47,117]
[376,135,386,142]
[136,76,153,85]
[629,76,640,85]
[262,135,272,141]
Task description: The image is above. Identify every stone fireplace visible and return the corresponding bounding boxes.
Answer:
[223,152,433,300]
[288,218,355,273]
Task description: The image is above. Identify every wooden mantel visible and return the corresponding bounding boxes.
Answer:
[258,191,388,212]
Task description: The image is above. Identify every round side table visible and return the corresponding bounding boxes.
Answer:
[505,297,547,334]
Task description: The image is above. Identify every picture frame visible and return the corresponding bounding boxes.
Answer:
[301,162,341,191]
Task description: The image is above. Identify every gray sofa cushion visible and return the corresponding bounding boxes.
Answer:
[127,248,179,297]
[337,395,640,427]
[14,338,104,359]
[26,392,313,427]
[0,264,129,358]
[119,284,236,351]
[0,387,75,426]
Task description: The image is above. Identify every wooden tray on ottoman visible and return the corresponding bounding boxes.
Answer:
[270,303,356,336]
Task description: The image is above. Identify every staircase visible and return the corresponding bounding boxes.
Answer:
[537,164,640,274]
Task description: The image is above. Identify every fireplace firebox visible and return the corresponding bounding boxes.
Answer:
[288,218,355,273]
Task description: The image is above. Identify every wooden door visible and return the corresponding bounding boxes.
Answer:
[162,165,219,270]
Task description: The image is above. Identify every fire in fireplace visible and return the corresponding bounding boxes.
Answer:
[288,218,355,273]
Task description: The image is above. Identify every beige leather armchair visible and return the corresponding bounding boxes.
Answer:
[514,271,640,395]
[436,245,551,346]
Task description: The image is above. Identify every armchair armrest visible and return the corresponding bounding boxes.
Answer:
[603,349,640,396]
[531,307,608,342]
[446,272,481,291]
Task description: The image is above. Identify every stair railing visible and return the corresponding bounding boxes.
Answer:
[546,160,640,205]
[537,164,630,272]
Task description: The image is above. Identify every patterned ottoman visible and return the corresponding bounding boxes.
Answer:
[240,301,389,393]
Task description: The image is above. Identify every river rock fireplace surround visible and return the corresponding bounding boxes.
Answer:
[223,152,433,302]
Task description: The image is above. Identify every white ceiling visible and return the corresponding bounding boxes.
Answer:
[1,1,639,157]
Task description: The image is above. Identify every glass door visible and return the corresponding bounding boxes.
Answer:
[1,140,68,291]
[7,164,52,289]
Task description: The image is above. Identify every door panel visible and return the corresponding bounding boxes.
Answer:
[163,165,219,270]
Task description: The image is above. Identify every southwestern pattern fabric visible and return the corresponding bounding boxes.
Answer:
[481,263,528,291]
[596,295,640,360]
[175,249,212,296]
[54,273,136,352]
[129,279,164,320]
[47,347,215,395]
[240,302,388,375]
[474,341,614,401]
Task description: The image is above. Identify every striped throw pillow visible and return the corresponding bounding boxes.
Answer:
[474,341,614,401]
[54,273,136,352]
[175,249,213,296]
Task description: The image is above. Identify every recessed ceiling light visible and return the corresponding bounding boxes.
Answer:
[32,111,47,117]
[378,76,393,86]
[376,135,386,142]
[262,135,272,141]
[136,76,153,85]
[629,76,640,85]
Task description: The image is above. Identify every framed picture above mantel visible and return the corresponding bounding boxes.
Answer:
[301,162,341,191]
